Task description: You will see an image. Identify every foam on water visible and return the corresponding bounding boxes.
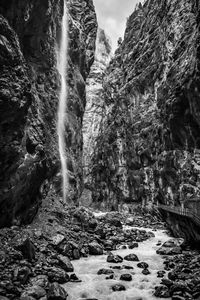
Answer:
[64,227,171,300]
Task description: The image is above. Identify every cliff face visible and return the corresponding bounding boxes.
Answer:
[0,0,97,227]
[91,0,200,211]
[82,28,111,184]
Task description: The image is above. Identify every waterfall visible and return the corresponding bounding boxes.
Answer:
[57,0,68,201]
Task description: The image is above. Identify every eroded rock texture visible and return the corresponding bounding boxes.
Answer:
[83,28,111,183]
[90,0,200,210]
[0,0,97,227]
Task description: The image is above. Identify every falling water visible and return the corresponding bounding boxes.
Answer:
[57,0,68,201]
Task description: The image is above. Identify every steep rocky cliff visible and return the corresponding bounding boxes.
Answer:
[83,28,111,182]
[79,28,111,207]
[90,0,200,212]
[0,0,97,227]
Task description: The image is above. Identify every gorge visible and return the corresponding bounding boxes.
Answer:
[0,0,200,299]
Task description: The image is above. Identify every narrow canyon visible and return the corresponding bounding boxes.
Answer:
[0,0,200,299]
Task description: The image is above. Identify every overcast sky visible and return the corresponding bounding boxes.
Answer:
[93,0,139,51]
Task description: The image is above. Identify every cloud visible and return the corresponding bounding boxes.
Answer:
[93,0,139,50]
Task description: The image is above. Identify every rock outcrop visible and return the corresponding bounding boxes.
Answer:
[83,28,111,181]
[80,28,111,206]
[90,0,200,212]
[0,0,97,227]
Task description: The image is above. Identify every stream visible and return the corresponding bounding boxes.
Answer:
[64,225,173,300]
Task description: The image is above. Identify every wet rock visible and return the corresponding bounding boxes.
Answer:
[120,274,132,281]
[161,278,173,287]
[110,266,122,270]
[51,234,65,246]
[162,239,182,248]
[30,275,49,289]
[88,242,103,255]
[111,284,126,292]
[57,255,74,272]
[107,253,123,263]
[97,269,114,275]
[137,262,149,269]
[124,254,139,262]
[169,282,188,294]
[103,240,114,251]
[168,271,177,281]
[142,269,151,275]
[14,266,31,284]
[100,213,122,228]
[21,285,46,299]
[88,219,98,230]
[157,271,166,278]
[47,267,69,284]
[69,273,81,282]
[157,246,182,255]
[154,285,170,298]
[106,274,114,280]
[122,265,134,270]
[128,242,138,249]
[16,238,35,261]
[47,282,68,300]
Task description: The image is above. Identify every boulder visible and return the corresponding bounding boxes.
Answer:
[157,246,182,255]
[16,238,35,261]
[14,266,31,284]
[120,274,132,281]
[97,269,114,275]
[124,254,139,261]
[142,269,150,275]
[88,242,103,255]
[57,255,74,272]
[51,234,65,246]
[157,271,166,278]
[154,285,170,298]
[21,285,46,299]
[128,242,138,249]
[69,273,81,282]
[111,284,126,292]
[47,282,68,300]
[47,267,69,284]
[31,275,49,289]
[137,262,149,269]
[122,265,134,270]
[107,253,123,263]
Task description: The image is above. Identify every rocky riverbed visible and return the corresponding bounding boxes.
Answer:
[0,205,200,300]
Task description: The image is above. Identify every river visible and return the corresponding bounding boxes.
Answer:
[64,226,172,300]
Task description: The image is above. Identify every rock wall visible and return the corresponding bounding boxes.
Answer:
[83,28,111,184]
[0,0,97,227]
[90,0,200,211]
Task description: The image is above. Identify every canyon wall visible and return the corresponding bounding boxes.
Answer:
[90,0,200,212]
[0,0,97,227]
[83,28,111,184]
[80,28,111,207]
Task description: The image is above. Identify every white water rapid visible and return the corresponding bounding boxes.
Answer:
[57,0,68,201]
[65,227,172,300]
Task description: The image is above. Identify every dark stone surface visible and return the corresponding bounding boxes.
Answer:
[107,253,123,263]
[88,0,200,244]
[120,273,132,281]
[124,254,139,262]
[47,282,68,300]
[0,0,97,227]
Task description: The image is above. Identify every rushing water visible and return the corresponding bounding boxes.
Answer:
[65,227,171,300]
[57,0,68,201]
